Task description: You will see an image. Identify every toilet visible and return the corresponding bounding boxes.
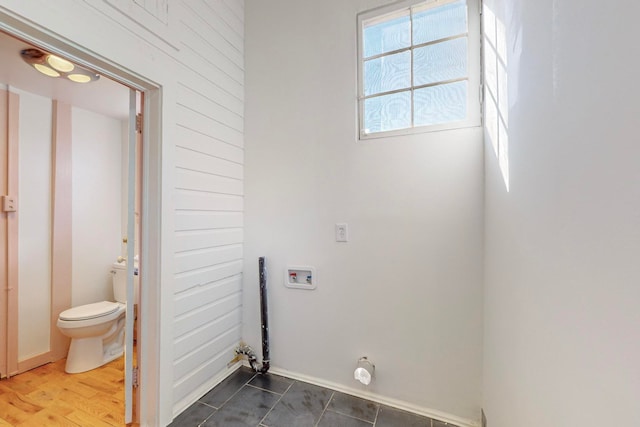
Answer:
[57,259,135,374]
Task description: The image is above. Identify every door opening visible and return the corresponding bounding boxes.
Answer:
[0,23,159,425]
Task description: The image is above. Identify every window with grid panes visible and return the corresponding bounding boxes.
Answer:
[357,0,481,139]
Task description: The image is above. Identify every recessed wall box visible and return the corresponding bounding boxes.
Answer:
[285,266,316,290]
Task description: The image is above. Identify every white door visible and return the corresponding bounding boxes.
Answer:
[124,88,137,424]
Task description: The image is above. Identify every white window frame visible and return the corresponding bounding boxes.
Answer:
[357,0,482,140]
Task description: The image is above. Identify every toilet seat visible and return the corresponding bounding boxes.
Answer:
[60,301,120,321]
[57,302,125,329]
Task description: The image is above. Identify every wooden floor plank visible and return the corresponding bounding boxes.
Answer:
[0,355,135,426]
[66,410,116,427]
[16,408,80,427]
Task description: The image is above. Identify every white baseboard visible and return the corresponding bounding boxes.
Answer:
[266,365,480,427]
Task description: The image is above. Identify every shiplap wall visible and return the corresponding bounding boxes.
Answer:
[171,0,245,413]
[0,0,245,423]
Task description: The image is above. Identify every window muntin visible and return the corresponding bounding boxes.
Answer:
[358,0,480,139]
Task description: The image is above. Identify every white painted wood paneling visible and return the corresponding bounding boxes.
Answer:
[174,275,242,316]
[171,0,244,413]
[177,85,243,131]
[176,169,243,195]
[172,338,239,404]
[175,211,243,231]
[175,229,243,253]
[181,0,243,50]
[222,0,244,23]
[178,69,244,116]
[176,124,244,162]
[179,8,243,71]
[174,146,243,179]
[174,308,242,359]
[175,245,243,274]
[177,46,243,99]
[175,190,243,212]
[174,260,243,294]
[174,293,241,338]
[176,105,243,147]
[173,325,241,380]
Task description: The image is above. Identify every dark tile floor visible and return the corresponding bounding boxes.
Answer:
[169,367,459,427]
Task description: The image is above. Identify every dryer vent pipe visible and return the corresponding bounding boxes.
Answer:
[235,257,270,374]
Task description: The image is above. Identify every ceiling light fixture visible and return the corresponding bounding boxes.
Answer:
[20,48,100,84]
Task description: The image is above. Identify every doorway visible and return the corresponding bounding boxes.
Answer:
[0,29,150,425]
[0,9,164,425]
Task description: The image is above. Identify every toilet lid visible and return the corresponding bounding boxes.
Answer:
[59,301,121,321]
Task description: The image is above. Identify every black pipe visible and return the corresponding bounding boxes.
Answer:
[258,256,270,373]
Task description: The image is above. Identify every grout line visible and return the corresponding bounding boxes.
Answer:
[208,369,257,411]
[319,393,377,425]
[245,382,283,395]
[372,404,381,426]
[199,403,218,426]
[258,378,296,427]
[198,401,218,410]
[313,391,335,427]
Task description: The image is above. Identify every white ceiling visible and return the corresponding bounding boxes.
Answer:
[0,31,130,120]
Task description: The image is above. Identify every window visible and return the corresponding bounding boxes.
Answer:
[357,0,481,139]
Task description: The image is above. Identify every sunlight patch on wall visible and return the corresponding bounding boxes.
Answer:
[483,4,510,191]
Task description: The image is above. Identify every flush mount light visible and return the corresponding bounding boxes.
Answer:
[47,54,75,72]
[21,48,100,83]
[34,63,60,77]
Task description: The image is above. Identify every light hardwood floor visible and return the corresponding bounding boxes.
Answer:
[0,356,136,426]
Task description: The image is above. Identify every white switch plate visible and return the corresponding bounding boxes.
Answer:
[335,223,348,242]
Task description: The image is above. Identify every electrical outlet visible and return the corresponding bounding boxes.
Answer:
[2,195,16,212]
[335,223,348,242]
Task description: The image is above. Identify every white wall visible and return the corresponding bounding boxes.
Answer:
[482,0,640,426]
[15,88,52,361]
[244,0,483,423]
[0,1,245,424]
[71,107,123,306]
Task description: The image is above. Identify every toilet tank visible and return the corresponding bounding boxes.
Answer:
[112,261,128,303]
[112,259,140,304]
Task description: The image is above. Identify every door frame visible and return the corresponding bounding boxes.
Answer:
[0,10,164,426]
[0,88,19,380]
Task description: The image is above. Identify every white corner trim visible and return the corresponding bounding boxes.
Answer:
[172,361,243,419]
[267,365,480,427]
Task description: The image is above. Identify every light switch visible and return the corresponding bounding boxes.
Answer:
[335,223,348,242]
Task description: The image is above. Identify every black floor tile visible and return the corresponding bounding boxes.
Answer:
[172,368,462,427]
[375,405,432,427]
[318,410,373,427]
[202,385,280,427]
[248,372,294,394]
[199,367,256,409]
[262,381,333,427]
[327,392,378,422]
[168,401,216,427]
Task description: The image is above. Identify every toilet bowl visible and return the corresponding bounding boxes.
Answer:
[57,259,136,373]
[57,301,126,373]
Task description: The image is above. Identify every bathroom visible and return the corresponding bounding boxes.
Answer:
[0,28,136,407]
